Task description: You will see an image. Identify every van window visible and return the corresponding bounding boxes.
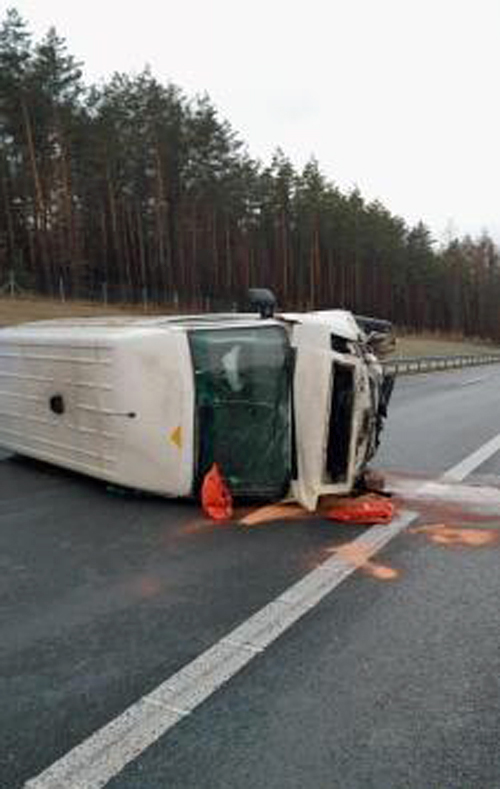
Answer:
[189,326,292,499]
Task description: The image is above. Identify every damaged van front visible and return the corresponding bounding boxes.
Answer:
[188,306,393,511]
[287,310,393,510]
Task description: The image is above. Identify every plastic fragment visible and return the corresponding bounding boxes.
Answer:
[324,493,395,525]
[201,463,233,521]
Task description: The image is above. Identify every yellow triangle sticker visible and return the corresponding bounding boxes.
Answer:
[170,425,183,449]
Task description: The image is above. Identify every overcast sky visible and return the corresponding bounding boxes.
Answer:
[10,0,500,242]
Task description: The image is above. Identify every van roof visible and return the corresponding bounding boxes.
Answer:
[0,313,281,340]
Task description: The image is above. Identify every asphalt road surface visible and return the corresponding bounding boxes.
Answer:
[3,365,500,788]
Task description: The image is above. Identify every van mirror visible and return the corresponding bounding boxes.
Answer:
[367,331,396,359]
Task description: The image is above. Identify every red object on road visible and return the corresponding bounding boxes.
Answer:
[201,463,233,521]
[325,494,394,525]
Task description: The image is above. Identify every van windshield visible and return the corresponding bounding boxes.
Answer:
[189,325,292,499]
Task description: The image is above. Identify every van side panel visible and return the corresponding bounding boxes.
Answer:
[0,326,195,497]
[0,333,118,478]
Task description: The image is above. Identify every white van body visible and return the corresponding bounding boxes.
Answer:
[0,310,390,510]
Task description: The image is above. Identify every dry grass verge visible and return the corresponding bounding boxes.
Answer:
[0,296,161,326]
[0,297,498,358]
[394,334,499,358]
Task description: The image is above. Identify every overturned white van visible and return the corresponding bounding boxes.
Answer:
[0,302,394,510]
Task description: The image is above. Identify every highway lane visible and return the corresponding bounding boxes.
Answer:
[3,364,500,788]
[108,365,500,789]
[377,365,500,474]
[110,519,500,789]
[0,457,362,786]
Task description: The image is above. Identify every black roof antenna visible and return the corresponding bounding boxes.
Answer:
[248,288,276,319]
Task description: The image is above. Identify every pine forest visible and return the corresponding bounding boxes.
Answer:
[1,8,500,339]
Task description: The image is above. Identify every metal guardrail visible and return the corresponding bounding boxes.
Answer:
[383,353,500,376]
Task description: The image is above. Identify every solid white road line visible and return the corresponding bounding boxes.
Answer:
[441,432,500,482]
[24,431,500,789]
[386,479,500,512]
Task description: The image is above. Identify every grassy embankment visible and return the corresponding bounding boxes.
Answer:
[0,297,498,358]
[394,333,499,358]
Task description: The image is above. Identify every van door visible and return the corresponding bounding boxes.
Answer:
[189,325,292,499]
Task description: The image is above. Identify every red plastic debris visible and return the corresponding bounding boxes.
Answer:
[325,493,395,525]
[201,463,233,521]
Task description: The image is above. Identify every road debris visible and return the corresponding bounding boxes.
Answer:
[201,463,233,521]
[329,541,400,581]
[411,524,499,548]
[236,491,395,527]
[239,503,306,526]
[324,493,395,525]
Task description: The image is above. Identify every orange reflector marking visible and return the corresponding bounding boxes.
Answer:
[170,425,183,449]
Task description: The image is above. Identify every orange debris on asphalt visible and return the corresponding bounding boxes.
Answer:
[411,524,499,547]
[240,503,307,526]
[324,493,395,525]
[330,541,400,581]
[201,463,233,521]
